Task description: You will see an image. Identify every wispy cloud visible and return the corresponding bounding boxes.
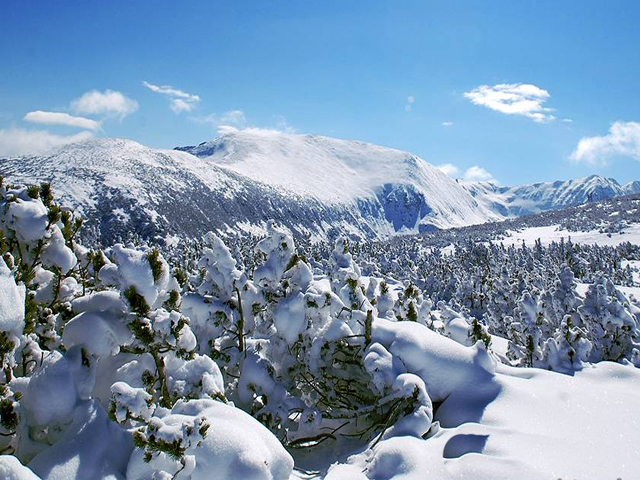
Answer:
[217,125,295,137]
[464,83,555,123]
[570,121,640,166]
[464,165,494,181]
[193,109,247,130]
[193,110,295,136]
[221,110,247,126]
[24,110,101,131]
[0,128,94,157]
[404,95,415,113]
[71,89,138,119]
[437,163,459,177]
[441,121,453,127]
[142,81,200,113]
[272,114,295,134]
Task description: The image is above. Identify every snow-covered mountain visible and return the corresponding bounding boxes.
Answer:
[623,180,640,195]
[463,175,637,217]
[177,130,500,230]
[1,130,637,246]
[0,132,499,245]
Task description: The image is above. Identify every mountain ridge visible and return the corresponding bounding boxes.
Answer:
[0,132,637,246]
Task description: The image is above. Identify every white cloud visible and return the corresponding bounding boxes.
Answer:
[570,121,640,166]
[71,89,138,119]
[142,81,200,102]
[464,83,555,123]
[437,163,459,177]
[24,110,101,131]
[464,165,494,181]
[442,121,453,127]
[0,128,94,157]
[143,81,200,113]
[169,99,194,113]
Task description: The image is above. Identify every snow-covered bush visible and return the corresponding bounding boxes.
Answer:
[578,273,640,363]
[0,184,297,479]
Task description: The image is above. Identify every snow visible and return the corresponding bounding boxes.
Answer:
[464,174,629,217]
[622,259,640,283]
[371,318,495,402]
[22,349,94,429]
[5,196,48,244]
[333,360,640,480]
[496,223,640,247]
[0,257,26,335]
[0,456,41,480]
[62,310,131,359]
[164,354,224,400]
[126,399,294,480]
[314,317,640,479]
[40,225,77,274]
[27,400,132,480]
[110,381,154,422]
[2,152,640,480]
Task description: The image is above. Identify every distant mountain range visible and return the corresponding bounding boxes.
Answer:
[462,175,640,217]
[1,130,637,246]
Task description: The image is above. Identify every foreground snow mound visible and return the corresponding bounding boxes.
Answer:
[0,456,41,480]
[127,399,293,480]
[27,400,132,480]
[329,361,640,480]
[371,318,496,403]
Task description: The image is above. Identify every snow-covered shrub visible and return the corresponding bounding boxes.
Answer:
[507,291,547,367]
[578,273,640,363]
[0,182,84,457]
[127,399,293,480]
[182,227,436,450]
[0,183,296,479]
[542,315,592,372]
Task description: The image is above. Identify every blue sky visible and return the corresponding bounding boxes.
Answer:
[1,1,639,185]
